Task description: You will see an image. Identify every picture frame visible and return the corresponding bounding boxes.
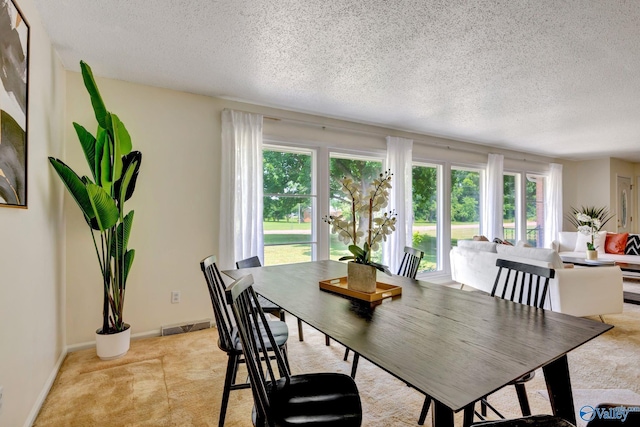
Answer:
[0,0,29,208]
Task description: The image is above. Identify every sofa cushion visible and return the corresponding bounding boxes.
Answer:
[605,233,628,254]
[574,230,606,253]
[495,245,564,269]
[457,240,497,252]
[625,234,640,255]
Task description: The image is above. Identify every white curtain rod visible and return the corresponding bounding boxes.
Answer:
[229,108,552,166]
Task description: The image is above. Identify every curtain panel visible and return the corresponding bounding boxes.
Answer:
[483,153,504,241]
[544,163,563,248]
[383,136,413,273]
[219,109,264,270]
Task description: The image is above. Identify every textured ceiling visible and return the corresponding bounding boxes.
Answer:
[32,0,640,161]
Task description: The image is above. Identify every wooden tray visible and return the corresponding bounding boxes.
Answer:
[319,277,402,302]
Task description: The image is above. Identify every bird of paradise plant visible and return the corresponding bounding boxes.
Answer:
[48,61,142,335]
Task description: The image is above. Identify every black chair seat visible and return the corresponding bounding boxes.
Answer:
[471,414,575,426]
[269,373,362,426]
[230,320,289,351]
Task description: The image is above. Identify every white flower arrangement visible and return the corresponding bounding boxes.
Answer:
[576,213,602,251]
[323,170,397,274]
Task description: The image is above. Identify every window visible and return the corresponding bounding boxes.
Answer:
[503,173,517,244]
[450,167,481,246]
[329,154,383,262]
[263,146,316,265]
[525,175,545,247]
[412,163,440,272]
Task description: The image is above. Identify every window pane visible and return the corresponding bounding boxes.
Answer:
[412,164,438,272]
[329,156,383,262]
[503,174,517,244]
[451,168,480,246]
[263,150,311,195]
[526,178,545,247]
[263,148,314,266]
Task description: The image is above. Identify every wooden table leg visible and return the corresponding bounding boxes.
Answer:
[432,400,454,427]
[542,354,577,426]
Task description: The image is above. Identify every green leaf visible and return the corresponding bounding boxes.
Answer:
[111,211,134,257]
[73,123,97,181]
[338,255,355,261]
[348,244,365,258]
[112,113,132,156]
[123,249,135,284]
[48,157,95,220]
[86,183,119,231]
[99,132,112,193]
[369,262,392,276]
[115,151,141,204]
[80,61,110,131]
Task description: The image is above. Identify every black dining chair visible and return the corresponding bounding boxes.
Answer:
[224,273,363,427]
[344,246,425,379]
[236,255,332,345]
[474,258,556,422]
[201,255,290,427]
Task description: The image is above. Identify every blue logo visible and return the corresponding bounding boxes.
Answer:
[580,405,596,421]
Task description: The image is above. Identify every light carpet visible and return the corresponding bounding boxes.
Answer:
[34,291,640,426]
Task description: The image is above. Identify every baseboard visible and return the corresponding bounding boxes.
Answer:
[66,328,162,353]
[23,347,68,427]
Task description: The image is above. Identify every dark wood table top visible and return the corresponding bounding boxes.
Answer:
[224,260,612,412]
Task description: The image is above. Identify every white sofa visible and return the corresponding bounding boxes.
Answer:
[450,240,623,318]
[553,231,640,278]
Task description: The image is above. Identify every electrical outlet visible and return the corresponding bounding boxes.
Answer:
[171,291,181,304]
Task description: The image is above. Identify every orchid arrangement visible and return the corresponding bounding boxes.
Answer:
[576,213,602,251]
[323,170,396,275]
[567,206,613,251]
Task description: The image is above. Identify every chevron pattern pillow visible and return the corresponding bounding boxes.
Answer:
[625,234,640,255]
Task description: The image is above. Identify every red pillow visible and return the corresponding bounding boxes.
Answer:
[605,233,628,254]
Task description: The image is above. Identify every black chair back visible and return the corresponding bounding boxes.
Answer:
[236,255,262,269]
[200,255,236,352]
[491,259,555,308]
[397,246,424,279]
[225,274,291,424]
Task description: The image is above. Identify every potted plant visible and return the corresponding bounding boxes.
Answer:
[566,206,614,260]
[48,61,142,360]
[323,170,396,292]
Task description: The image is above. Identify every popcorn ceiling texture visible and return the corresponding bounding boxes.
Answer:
[32,0,640,160]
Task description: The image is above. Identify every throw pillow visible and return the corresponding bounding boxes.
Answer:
[493,238,514,246]
[473,235,489,241]
[516,240,533,248]
[625,234,640,255]
[574,230,607,254]
[605,233,629,254]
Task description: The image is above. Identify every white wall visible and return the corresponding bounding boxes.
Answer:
[0,1,66,426]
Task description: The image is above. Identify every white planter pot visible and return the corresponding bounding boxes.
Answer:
[347,262,377,293]
[95,324,131,360]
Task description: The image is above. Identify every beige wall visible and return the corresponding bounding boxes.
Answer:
[0,1,66,426]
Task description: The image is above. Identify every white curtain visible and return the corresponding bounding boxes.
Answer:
[483,153,504,240]
[219,109,264,270]
[383,136,413,274]
[544,163,563,249]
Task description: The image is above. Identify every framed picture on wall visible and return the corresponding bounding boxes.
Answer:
[0,0,29,208]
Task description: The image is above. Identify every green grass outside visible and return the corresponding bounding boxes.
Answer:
[263,220,481,272]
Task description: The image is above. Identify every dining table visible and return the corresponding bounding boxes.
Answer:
[223,260,613,427]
